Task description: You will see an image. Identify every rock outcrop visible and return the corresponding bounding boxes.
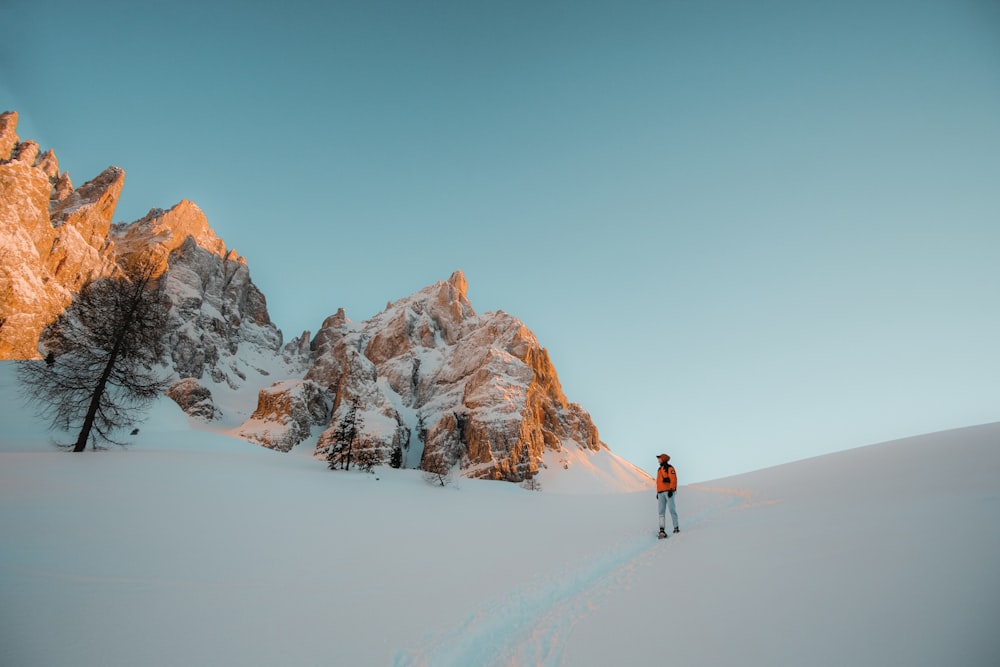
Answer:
[0,111,19,159]
[114,202,284,393]
[295,270,606,481]
[112,199,232,274]
[0,111,120,358]
[237,380,330,452]
[167,378,220,421]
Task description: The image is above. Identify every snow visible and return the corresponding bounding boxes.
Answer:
[538,442,652,494]
[1,361,998,667]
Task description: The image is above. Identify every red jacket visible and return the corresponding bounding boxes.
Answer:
[656,464,677,494]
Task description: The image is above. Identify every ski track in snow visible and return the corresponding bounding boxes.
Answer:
[393,486,751,667]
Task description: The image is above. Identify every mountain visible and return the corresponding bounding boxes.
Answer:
[0,111,122,358]
[248,269,620,483]
[113,200,291,415]
[0,109,647,490]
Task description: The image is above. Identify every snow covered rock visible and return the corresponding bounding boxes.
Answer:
[111,199,231,273]
[167,378,219,421]
[237,379,330,452]
[112,204,284,393]
[282,330,312,371]
[302,270,607,482]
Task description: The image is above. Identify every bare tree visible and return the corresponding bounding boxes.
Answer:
[421,450,456,487]
[18,254,169,451]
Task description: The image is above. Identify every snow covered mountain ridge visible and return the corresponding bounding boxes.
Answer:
[0,110,649,491]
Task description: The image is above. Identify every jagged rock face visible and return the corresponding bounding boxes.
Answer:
[282,330,312,370]
[0,112,284,415]
[112,199,232,275]
[0,159,65,358]
[44,166,124,296]
[0,111,119,359]
[117,203,284,390]
[0,112,19,159]
[300,270,606,481]
[167,378,219,421]
[50,165,124,254]
[237,380,330,452]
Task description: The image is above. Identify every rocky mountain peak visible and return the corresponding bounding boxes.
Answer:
[0,111,19,159]
[239,270,608,483]
[1,113,122,358]
[2,110,646,490]
[49,166,125,248]
[446,268,468,296]
[112,199,240,276]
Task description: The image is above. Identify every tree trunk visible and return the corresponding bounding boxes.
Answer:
[72,316,128,452]
[72,349,119,452]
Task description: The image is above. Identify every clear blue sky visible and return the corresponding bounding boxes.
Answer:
[4,0,999,481]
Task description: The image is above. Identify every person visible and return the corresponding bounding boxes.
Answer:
[655,454,679,538]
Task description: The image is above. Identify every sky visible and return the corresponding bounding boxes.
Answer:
[3,0,1000,482]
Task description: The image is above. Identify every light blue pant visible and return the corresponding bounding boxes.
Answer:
[658,492,678,531]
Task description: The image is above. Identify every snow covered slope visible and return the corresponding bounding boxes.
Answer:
[1,362,997,667]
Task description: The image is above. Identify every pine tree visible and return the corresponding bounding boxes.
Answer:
[327,398,364,470]
[355,444,383,473]
[519,441,541,491]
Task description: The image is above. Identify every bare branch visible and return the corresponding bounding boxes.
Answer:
[18,253,170,451]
